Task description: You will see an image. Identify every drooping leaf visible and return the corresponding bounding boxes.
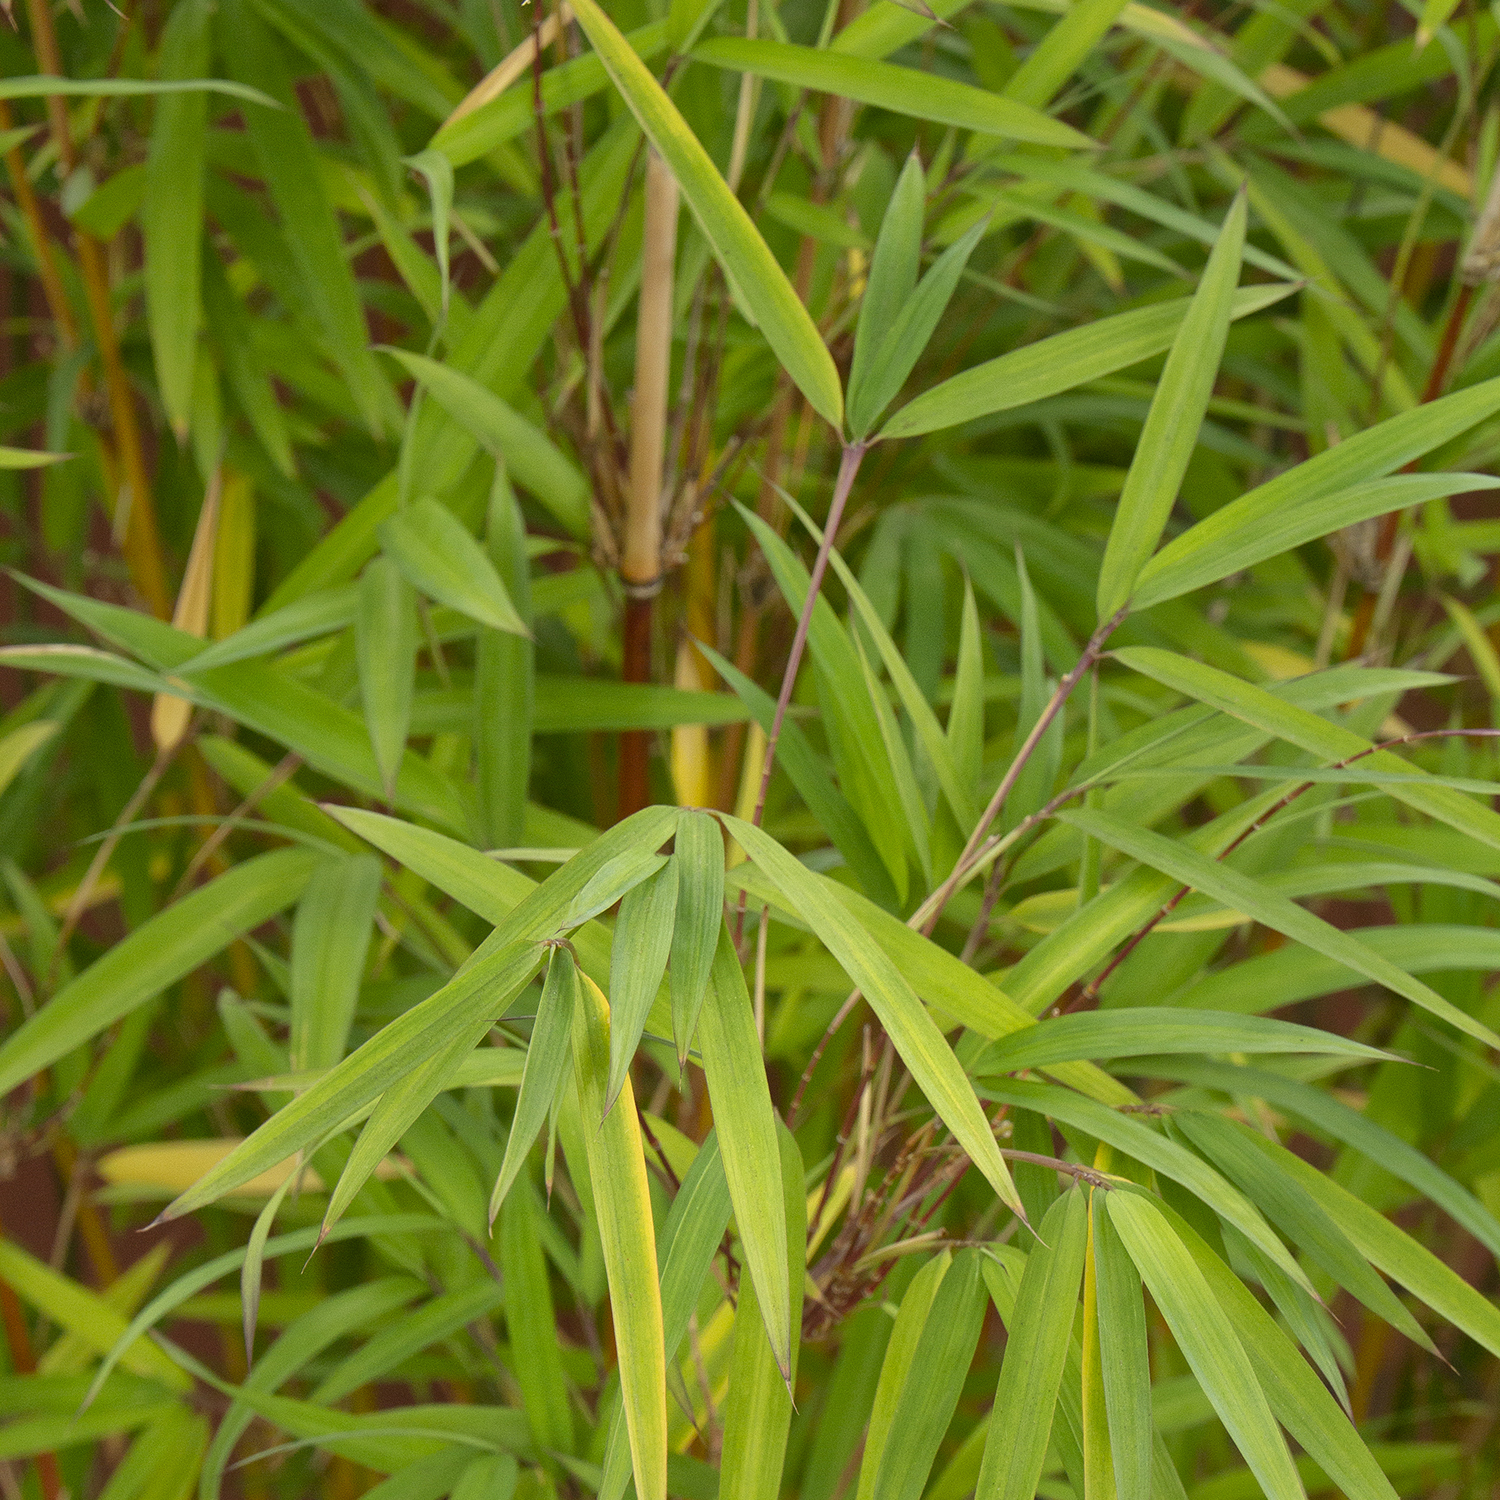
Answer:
[607,858,678,1115]
[668,809,725,1065]
[571,968,667,1500]
[567,0,842,428]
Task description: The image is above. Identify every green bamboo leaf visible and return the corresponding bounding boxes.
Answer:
[1172,1112,1433,1351]
[1146,1197,1401,1500]
[1133,473,1500,609]
[668,810,724,1066]
[571,968,667,1500]
[695,638,900,908]
[971,1008,1391,1073]
[872,1249,988,1500]
[726,814,1026,1218]
[693,37,1093,149]
[976,1188,1088,1500]
[490,947,578,1222]
[565,849,669,928]
[160,938,545,1219]
[857,1252,952,1500]
[0,76,276,103]
[849,151,924,410]
[499,1173,575,1457]
[380,498,528,636]
[290,854,381,1071]
[948,577,985,804]
[1416,0,1462,46]
[312,1281,506,1404]
[241,1171,296,1366]
[1002,0,1131,107]
[0,446,69,469]
[879,282,1293,440]
[476,470,535,850]
[0,848,317,1098]
[356,556,418,800]
[1059,805,1500,1051]
[849,215,988,437]
[979,1077,1310,1290]
[142,0,210,441]
[568,0,842,428]
[0,644,177,696]
[697,926,792,1378]
[1092,1194,1151,1500]
[380,351,590,539]
[98,1409,209,1500]
[1095,192,1245,620]
[220,0,397,435]
[607,859,679,1116]
[0,1240,189,1390]
[1146,1059,1500,1260]
[1231,1126,1500,1360]
[1006,546,1060,831]
[179,586,358,673]
[1107,1191,1305,1500]
[403,150,452,315]
[719,1122,806,1500]
[600,1130,732,1500]
[856,630,934,886]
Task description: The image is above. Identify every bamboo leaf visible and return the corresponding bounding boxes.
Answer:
[693,37,1093,148]
[872,1249,988,1500]
[1092,1194,1151,1500]
[1171,1112,1433,1351]
[356,556,418,800]
[0,849,317,1098]
[719,1122,806,1500]
[971,1008,1392,1073]
[849,216,988,438]
[1095,192,1246,620]
[380,351,591,539]
[849,151,925,418]
[726,814,1026,1218]
[1059,805,1500,1051]
[142,0,210,441]
[490,946,578,1222]
[879,283,1294,440]
[1002,0,1132,107]
[290,854,382,1071]
[697,927,792,1378]
[379,498,528,635]
[571,968,667,1500]
[607,858,678,1115]
[242,1171,296,1366]
[567,0,843,428]
[1108,1191,1305,1500]
[976,1188,1088,1500]
[1133,473,1500,609]
[0,76,276,103]
[668,810,724,1066]
[857,1252,952,1500]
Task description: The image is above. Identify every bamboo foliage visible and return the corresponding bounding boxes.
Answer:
[0,2,1499,1498]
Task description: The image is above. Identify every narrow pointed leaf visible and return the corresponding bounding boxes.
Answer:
[491,947,579,1222]
[697,927,792,1377]
[726,814,1025,1218]
[976,1188,1088,1500]
[242,1172,296,1366]
[357,556,418,799]
[567,0,842,427]
[1096,193,1245,620]
[571,969,667,1500]
[290,854,382,1071]
[849,216,988,437]
[880,282,1294,440]
[1092,1194,1151,1500]
[607,858,678,1115]
[669,810,725,1064]
[380,497,528,635]
[1057,806,1500,1050]
[1108,1191,1305,1500]
[693,37,1093,148]
[850,152,925,415]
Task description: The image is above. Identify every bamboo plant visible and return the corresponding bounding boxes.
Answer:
[1,1,1499,1498]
